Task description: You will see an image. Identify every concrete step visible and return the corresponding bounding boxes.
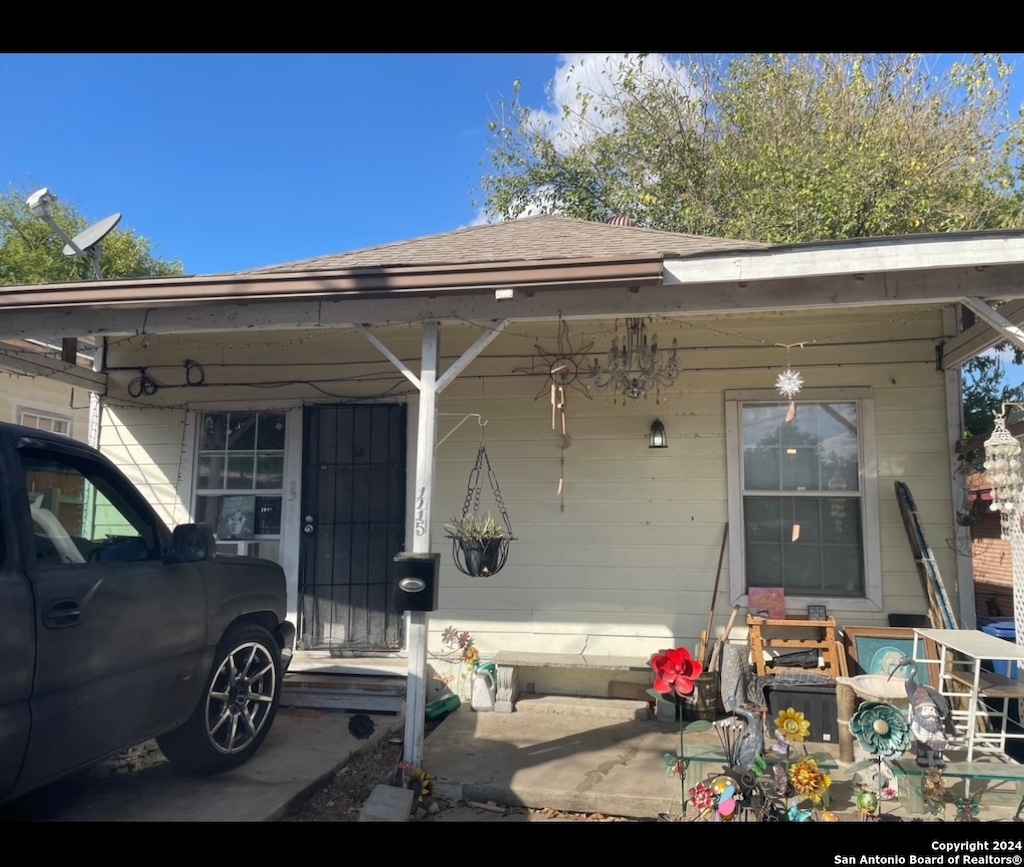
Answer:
[282,671,406,715]
[289,652,409,678]
[513,695,650,722]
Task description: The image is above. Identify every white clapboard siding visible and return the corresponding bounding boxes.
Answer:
[100,307,959,660]
[99,404,188,527]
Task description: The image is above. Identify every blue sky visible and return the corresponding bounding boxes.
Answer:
[2,53,1024,277]
[0,54,556,274]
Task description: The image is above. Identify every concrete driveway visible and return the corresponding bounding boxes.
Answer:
[0,707,400,822]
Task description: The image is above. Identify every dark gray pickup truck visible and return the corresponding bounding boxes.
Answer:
[0,422,294,803]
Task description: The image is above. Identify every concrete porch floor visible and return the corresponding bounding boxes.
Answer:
[423,703,1024,822]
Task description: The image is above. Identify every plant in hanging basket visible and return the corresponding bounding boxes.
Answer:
[445,512,509,577]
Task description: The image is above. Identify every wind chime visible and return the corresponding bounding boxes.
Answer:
[982,410,1024,724]
[514,317,592,510]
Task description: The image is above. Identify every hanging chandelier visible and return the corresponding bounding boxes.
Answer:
[585,318,681,402]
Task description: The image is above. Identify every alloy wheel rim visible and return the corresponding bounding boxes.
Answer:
[205,641,277,754]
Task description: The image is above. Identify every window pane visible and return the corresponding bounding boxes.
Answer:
[201,413,227,450]
[195,411,285,559]
[226,455,254,490]
[195,496,222,527]
[255,454,284,490]
[745,496,863,597]
[743,402,858,492]
[228,413,257,450]
[197,455,225,490]
[255,497,282,534]
[258,413,286,450]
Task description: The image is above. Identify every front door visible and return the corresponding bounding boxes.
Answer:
[299,404,406,651]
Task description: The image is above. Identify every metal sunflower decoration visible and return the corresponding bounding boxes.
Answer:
[849,701,912,759]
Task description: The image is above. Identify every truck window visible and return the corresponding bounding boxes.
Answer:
[20,449,157,565]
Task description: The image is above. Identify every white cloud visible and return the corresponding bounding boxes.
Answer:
[530,53,691,155]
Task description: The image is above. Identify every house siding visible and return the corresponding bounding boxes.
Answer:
[98,403,189,528]
[0,375,90,441]
[99,306,958,674]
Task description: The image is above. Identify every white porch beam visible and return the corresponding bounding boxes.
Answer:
[0,342,107,393]
[959,298,1024,357]
[355,325,421,390]
[940,299,1024,370]
[436,320,509,394]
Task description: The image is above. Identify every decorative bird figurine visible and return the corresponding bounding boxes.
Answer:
[723,696,765,771]
[889,656,955,768]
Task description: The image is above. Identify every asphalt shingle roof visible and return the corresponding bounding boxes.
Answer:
[241,214,765,274]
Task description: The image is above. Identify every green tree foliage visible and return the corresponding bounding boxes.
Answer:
[481,54,1024,241]
[0,186,182,285]
[481,54,1024,435]
[963,354,1024,439]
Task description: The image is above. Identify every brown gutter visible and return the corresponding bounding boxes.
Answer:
[0,256,665,310]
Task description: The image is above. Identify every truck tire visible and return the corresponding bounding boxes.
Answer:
[158,623,282,774]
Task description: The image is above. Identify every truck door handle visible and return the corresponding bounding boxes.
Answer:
[44,598,81,629]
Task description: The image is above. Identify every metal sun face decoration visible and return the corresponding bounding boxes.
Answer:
[774,343,805,400]
[775,369,804,400]
[514,318,594,441]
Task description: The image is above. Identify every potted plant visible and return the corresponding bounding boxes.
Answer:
[445,512,508,577]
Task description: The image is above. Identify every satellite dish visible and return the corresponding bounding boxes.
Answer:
[63,212,122,257]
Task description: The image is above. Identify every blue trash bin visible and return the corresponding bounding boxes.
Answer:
[980,620,1019,680]
[978,619,1021,752]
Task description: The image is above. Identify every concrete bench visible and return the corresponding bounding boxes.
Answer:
[490,651,650,713]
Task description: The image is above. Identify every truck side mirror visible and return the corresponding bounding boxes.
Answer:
[169,523,216,563]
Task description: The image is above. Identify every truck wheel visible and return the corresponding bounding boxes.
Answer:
[158,624,282,774]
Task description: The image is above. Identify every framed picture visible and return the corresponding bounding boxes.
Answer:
[748,586,786,619]
[217,495,256,540]
[841,626,939,688]
[807,604,828,621]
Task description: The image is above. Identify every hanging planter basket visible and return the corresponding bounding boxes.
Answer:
[445,444,515,578]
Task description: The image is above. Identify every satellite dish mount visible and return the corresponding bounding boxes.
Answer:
[26,188,122,280]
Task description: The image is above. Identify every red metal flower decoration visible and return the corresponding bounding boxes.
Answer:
[651,647,703,699]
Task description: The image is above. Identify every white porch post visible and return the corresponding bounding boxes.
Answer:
[359,318,508,767]
[943,305,976,629]
[404,321,440,768]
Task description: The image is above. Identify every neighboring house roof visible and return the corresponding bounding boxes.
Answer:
[241,214,766,274]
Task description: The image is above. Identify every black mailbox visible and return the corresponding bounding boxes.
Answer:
[393,552,441,612]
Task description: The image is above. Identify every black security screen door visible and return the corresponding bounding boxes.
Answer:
[299,404,406,651]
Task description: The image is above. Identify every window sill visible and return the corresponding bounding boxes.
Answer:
[738,593,883,614]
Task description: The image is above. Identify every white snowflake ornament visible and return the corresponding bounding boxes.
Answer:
[775,369,804,399]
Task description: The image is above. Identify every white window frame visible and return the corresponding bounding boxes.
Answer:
[19,407,72,437]
[725,387,882,612]
[190,409,291,558]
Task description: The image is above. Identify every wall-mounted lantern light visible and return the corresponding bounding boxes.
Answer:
[649,418,668,449]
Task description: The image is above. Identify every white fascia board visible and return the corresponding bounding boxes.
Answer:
[665,234,1024,286]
